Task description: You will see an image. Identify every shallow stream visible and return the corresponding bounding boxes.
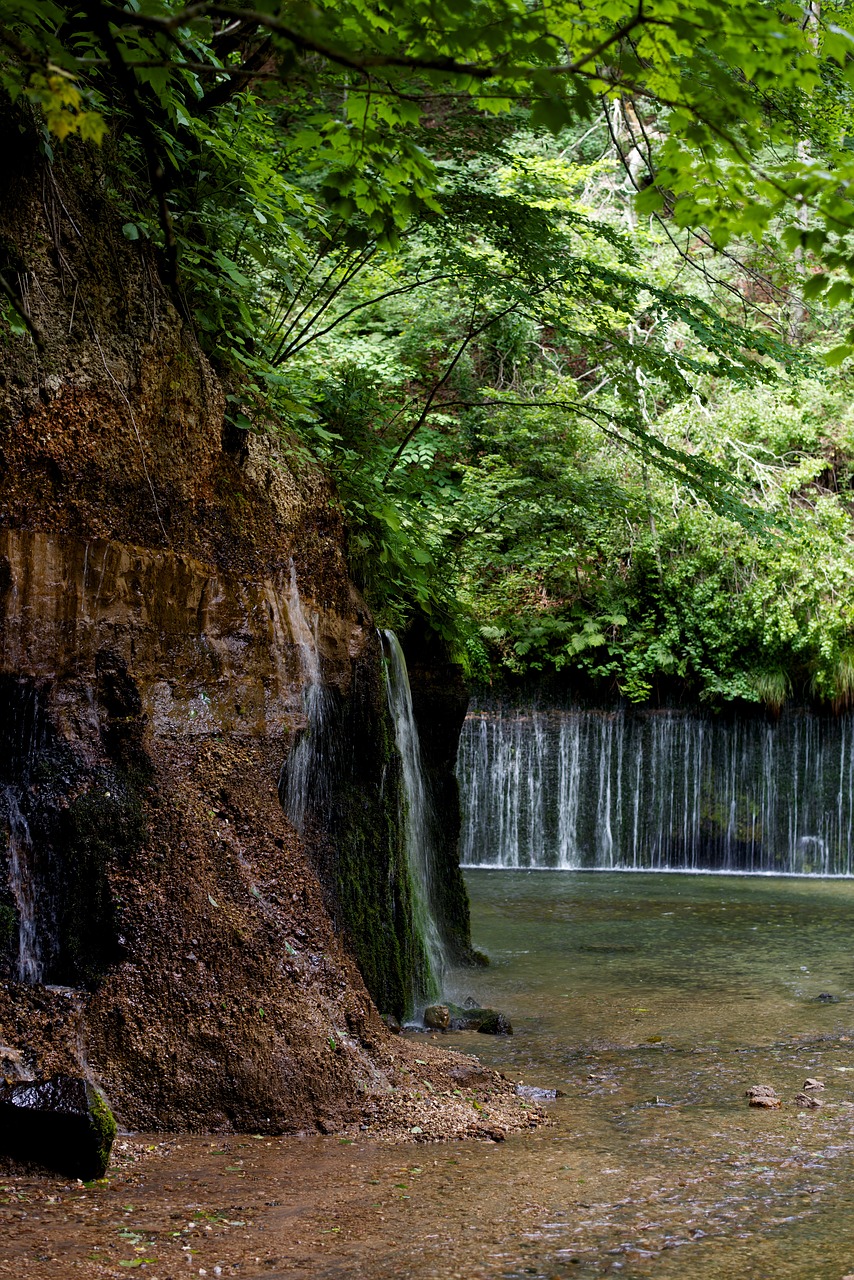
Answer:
[6,871,854,1279]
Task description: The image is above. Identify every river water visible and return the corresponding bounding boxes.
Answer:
[7,870,854,1279]
[442,870,854,1279]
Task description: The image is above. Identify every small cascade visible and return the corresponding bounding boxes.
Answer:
[457,705,854,874]
[3,788,42,983]
[381,631,446,1010]
[279,561,331,832]
[1,681,46,982]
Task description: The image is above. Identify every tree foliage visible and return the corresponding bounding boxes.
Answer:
[4,0,854,705]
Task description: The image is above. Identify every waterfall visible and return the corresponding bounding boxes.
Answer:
[457,705,854,874]
[3,789,42,983]
[1,681,46,982]
[279,561,331,832]
[276,577,446,1016]
[381,631,446,1009]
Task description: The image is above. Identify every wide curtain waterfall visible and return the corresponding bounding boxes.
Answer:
[457,705,854,874]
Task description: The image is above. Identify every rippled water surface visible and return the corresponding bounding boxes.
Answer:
[440,870,854,1279]
[7,871,854,1280]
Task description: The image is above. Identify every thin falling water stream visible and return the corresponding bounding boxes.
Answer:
[3,786,41,983]
[279,560,331,833]
[381,629,447,1012]
[1,680,45,984]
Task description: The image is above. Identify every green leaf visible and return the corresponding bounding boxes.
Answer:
[801,273,828,301]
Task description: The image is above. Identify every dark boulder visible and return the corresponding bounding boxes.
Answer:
[476,1010,513,1036]
[424,1004,451,1030]
[447,1003,513,1035]
[0,1074,117,1179]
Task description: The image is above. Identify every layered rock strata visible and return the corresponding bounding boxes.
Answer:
[0,135,524,1139]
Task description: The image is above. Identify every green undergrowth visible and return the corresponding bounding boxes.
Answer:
[460,377,854,708]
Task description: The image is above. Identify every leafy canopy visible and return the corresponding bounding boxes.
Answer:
[2,0,854,311]
[5,0,854,706]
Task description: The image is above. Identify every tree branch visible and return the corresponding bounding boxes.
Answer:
[279,272,452,362]
[97,1,668,83]
[83,0,179,289]
[0,271,45,352]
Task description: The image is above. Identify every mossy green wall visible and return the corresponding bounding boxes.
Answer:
[283,644,434,1021]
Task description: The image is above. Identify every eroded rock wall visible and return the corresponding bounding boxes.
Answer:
[0,136,454,1130]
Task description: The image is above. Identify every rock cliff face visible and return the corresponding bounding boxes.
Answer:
[0,138,472,1132]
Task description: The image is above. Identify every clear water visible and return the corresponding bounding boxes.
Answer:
[436,870,854,1279]
[9,872,854,1280]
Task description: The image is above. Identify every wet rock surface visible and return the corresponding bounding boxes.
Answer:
[745,1084,782,1108]
[446,1003,513,1035]
[515,1083,562,1101]
[0,143,541,1144]
[423,1005,450,1030]
[404,652,472,966]
[0,1074,116,1180]
[476,1010,513,1036]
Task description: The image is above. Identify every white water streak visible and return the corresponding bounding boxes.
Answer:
[4,788,42,983]
[381,631,446,1009]
[280,561,330,832]
[457,707,854,874]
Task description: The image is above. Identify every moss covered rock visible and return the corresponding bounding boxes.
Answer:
[0,1074,117,1179]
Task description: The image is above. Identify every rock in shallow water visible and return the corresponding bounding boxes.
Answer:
[515,1084,562,1101]
[424,1004,451,1030]
[476,1010,513,1036]
[444,1003,512,1034]
[745,1084,782,1109]
[0,1074,117,1179]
